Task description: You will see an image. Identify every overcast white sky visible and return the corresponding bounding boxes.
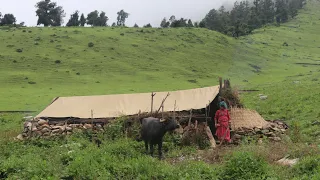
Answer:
[0,0,235,27]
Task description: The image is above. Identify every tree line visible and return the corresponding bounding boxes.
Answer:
[0,0,129,27]
[159,16,196,28]
[34,0,129,27]
[0,0,307,38]
[200,0,306,37]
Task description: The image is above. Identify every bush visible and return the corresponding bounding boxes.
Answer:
[220,151,270,180]
[88,42,94,47]
[103,117,125,140]
[291,155,320,179]
[16,49,23,53]
[28,81,36,84]
[55,60,61,64]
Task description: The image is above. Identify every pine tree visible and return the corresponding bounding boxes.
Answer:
[80,13,86,26]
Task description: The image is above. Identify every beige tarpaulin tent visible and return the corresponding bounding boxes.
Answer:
[36,86,220,119]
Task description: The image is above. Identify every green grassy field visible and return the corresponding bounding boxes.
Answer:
[0,0,319,179]
[0,0,319,113]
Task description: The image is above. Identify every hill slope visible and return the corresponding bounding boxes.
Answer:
[0,0,319,113]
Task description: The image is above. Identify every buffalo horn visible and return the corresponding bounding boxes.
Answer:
[160,118,166,122]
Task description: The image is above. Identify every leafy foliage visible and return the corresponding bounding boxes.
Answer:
[86,10,109,26]
[220,151,270,180]
[143,23,152,28]
[291,155,320,179]
[80,13,86,26]
[202,0,306,37]
[35,0,66,27]
[0,14,16,25]
[66,11,80,27]
[116,10,129,26]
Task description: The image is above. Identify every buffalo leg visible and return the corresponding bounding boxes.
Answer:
[158,141,163,160]
[144,141,149,154]
[150,143,154,157]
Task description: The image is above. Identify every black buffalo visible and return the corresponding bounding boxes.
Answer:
[140,117,180,159]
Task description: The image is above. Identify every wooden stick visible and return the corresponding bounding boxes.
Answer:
[219,77,223,93]
[173,100,177,121]
[219,125,230,146]
[188,109,192,127]
[205,104,208,126]
[161,104,164,119]
[195,120,198,134]
[156,92,170,113]
[30,120,34,137]
[206,126,216,148]
[91,109,94,127]
[151,92,156,113]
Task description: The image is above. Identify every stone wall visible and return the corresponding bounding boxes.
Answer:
[232,120,289,144]
[16,118,105,140]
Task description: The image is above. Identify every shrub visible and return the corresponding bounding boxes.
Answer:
[16,49,23,53]
[55,60,61,64]
[103,118,125,140]
[220,151,270,180]
[291,155,320,179]
[28,81,36,85]
[88,42,94,47]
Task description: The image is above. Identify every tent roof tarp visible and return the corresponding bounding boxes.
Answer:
[36,86,220,119]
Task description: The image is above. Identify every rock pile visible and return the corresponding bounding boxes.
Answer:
[231,120,289,144]
[16,118,105,140]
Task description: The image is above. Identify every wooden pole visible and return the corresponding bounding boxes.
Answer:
[205,104,208,126]
[195,120,198,134]
[91,110,94,142]
[173,100,177,121]
[162,104,164,119]
[206,126,216,148]
[188,109,192,127]
[91,110,94,125]
[151,92,156,113]
[30,120,34,138]
[219,77,223,93]
[156,92,170,113]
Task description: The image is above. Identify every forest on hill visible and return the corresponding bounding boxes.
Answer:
[1,0,306,37]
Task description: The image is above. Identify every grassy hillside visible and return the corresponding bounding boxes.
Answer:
[1,0,319,112]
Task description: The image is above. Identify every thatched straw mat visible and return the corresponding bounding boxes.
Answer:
[230,108,269,130]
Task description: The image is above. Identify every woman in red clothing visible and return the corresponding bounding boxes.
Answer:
[214,103,231,143]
